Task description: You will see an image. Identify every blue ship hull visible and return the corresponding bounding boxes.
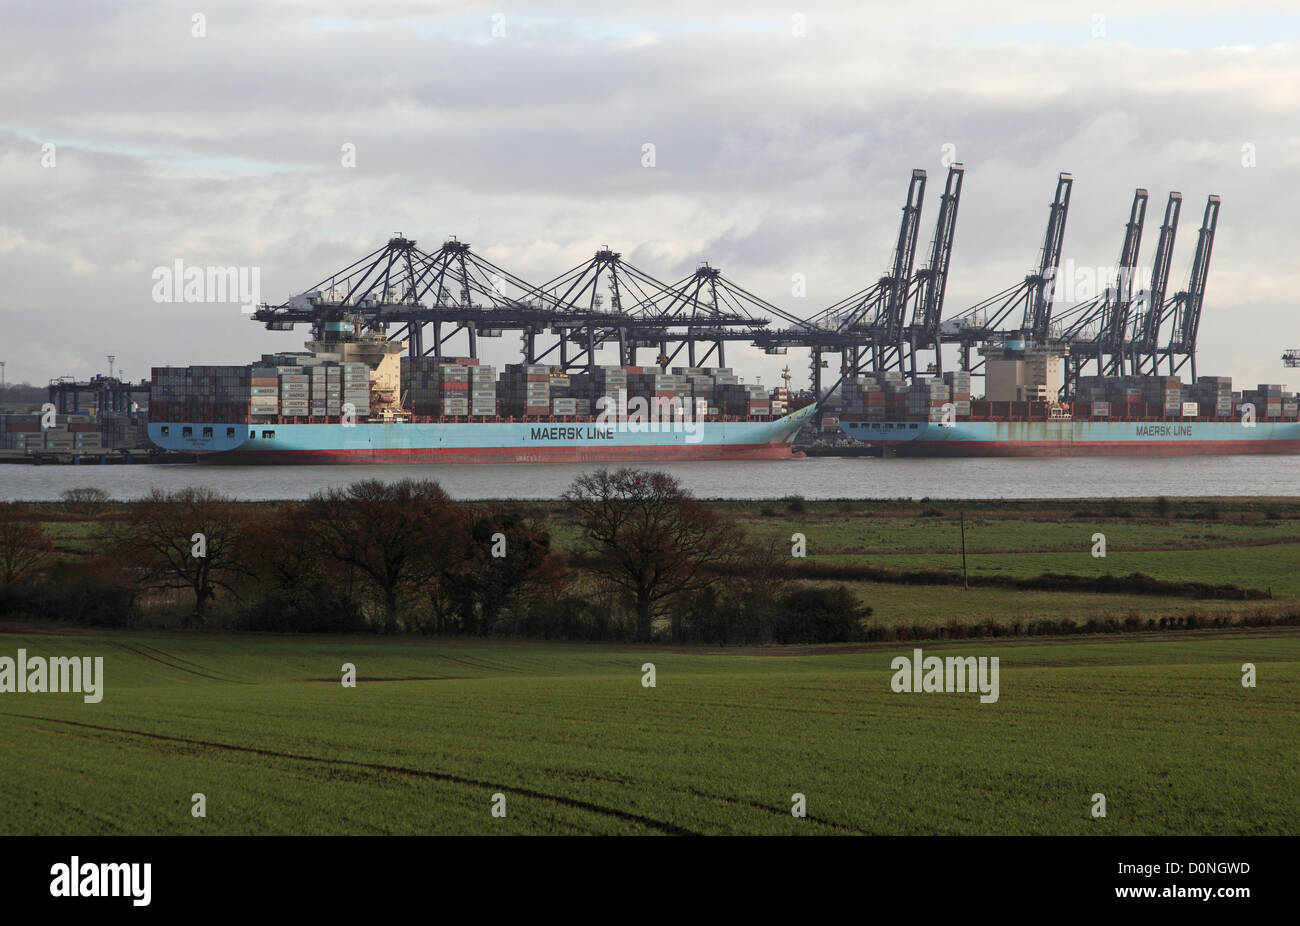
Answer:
[149,405,815,464]
[839,417,1300,456]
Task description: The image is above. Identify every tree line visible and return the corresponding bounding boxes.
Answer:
[0,470,869,644]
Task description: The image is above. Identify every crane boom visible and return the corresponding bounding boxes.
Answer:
[1023,172,1073,341]
[1174,195,1220,353]
[1131,191,1181,373]
[882,169,927,343]
[1101,188,1148,373]
[912,163,964,340]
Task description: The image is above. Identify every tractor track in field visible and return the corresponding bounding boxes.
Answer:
[111,642,234,682]
[436,653,525,673]
[129,641,214,672]
[786,625,1300,657]
[303,676,469,682]
[0,712,698,836]
[686,787,871,834]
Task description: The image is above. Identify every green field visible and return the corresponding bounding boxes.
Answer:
[733,505,1300,626]
[2,628,1295,835]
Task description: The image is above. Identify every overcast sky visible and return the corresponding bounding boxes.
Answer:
[1,0,1297,392]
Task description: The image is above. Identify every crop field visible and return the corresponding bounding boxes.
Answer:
[4,496,1297,836]
[1,629,1296,835]
[728,502,1300,626]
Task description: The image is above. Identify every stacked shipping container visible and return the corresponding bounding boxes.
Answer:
[148,356,794,426]
[1192,376,1234,418]
[1241,384,1297,419]
[942,370,972,418]
[401,357,495,417]
[1071,375,1299,421]
[500,364,551,416]
[150,365,252,423]
[152,358,370,423]
[0,413,103,451]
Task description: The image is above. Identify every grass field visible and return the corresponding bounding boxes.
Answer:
[6,497,1296,835]
[1,628,1296,835]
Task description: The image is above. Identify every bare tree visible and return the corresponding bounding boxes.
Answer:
[61,487,110,515]
[564,468,745,642]
[241,502,320,592]
[304,479,467,633]
[117,487,248,626]
[0,505,54,591]
[445,505,553,636]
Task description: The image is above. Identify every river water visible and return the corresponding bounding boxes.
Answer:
[1,454,1297,501]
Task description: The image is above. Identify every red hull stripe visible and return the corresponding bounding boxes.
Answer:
[200,442,802,465]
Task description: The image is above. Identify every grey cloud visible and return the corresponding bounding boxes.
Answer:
[0,1,1295,390]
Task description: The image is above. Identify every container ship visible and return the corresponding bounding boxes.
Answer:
[146,329,811,464]
[839,415,1300,457]
[836,360,1300,457]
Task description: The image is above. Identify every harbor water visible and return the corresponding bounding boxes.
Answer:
[1,454,1297,501]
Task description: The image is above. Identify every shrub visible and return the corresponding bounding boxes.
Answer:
[513,597,617,641]
[61,487,110,510]
[769,585,869,644]
[30,559,137,627]
[240,583,368,633]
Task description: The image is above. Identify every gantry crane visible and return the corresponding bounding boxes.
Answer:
[941,172,1074,375]
[246,170,1223,407]
[1161,194,1221,380]
[1055,188,1148,387]
[804,169,928,379]
[1129,192,1182,375]
[905,162,965,376]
